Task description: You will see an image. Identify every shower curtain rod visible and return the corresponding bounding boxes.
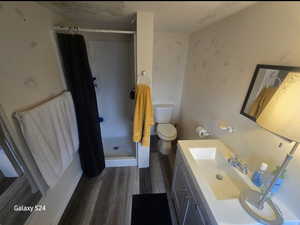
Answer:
[53,26,135,34]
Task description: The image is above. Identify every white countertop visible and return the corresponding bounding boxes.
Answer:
[178,139,300,225]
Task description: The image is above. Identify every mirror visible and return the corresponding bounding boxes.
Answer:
[0,148,20,194]
[0,109,23,196]
[0,105,41,225]
[241,64,300,121]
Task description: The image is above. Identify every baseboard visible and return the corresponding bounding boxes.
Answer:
[105,156,137,167]
[137,143,150,168]
[24,154,83,225]
[51,171,82,225]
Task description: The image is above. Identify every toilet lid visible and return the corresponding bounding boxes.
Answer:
[157,124,177,138]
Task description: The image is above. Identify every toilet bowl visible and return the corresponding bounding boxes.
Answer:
[157,123,177,155]
[154,104,177,155]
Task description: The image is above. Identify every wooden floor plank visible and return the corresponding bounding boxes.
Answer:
[91,167,139,225]
[59,167,139,225]
[139,167,152,194]
[150,152,166,193]
[58,138,177,225]
[58,171,106,225]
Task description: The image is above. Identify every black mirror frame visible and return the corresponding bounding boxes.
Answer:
[240,64,300,122]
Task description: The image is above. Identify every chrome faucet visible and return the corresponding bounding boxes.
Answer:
[228,155,249,175]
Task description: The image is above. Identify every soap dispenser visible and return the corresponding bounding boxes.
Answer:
[251,162,268,187]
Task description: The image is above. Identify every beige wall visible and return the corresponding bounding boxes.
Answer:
[0,2,65,118]
[0,2,82,225]
[179,3,300,217]
[153,32,189,122]
[136,11,153,87]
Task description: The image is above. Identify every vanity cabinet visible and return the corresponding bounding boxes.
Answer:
[171,151,217,225]
[172,161,190,224]
[183,200,206,225]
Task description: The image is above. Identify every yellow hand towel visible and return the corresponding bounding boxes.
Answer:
[132,84,154,147]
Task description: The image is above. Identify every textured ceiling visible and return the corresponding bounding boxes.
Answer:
[41,1,255,33]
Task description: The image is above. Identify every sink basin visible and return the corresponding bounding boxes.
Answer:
[189,147,251,200]
[177,140,299,225]
[189,147,216,160]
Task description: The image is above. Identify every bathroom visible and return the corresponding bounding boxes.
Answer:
[0,1,300,225]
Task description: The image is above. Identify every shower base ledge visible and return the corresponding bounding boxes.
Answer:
[105,156,137,167]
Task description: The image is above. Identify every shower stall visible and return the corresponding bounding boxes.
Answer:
[86,32,137,165]
[55,27,137,167]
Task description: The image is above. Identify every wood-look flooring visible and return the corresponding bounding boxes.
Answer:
[59,136,177,225]
[58,167,139,225]
[139,152,168,194]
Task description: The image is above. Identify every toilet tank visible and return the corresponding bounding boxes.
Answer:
[154,104,174,123]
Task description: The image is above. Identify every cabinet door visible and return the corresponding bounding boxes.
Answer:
[183,200,207,225]
[172,165,190,224]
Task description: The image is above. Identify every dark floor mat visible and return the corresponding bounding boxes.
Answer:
[131,193,172,225]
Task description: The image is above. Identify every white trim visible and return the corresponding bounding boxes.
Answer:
[24,153,82,225]
[54,26,135,34]
[137,143,150,168]
[25,168,82,225]
[51,171,82,225]
[105,156,137,167]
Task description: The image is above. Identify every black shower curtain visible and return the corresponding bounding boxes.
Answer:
[56,33,105,177]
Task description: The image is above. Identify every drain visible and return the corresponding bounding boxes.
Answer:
[113,146,119,150]
[216,174,223,180]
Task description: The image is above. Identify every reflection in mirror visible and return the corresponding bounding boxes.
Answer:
[241,65,300,121]
[0,105,41,225]
[0,108,23,195]
[0,147,19,195]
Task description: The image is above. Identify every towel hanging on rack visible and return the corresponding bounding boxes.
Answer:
[14,92,79,188]
[133,84,154,147]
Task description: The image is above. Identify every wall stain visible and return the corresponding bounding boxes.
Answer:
[198,12,217,26]
[210,38,217,47]
[193,39,202,48]
[24,77,38,88]
[176,41,182,46]
[30,41,38,48]
[279,52,290,62]
[224,60,230,67]
[53,2,125,17]
[214,49,221,55]
[15,8,27,22]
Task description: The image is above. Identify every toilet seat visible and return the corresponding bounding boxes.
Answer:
[157,123,177,141]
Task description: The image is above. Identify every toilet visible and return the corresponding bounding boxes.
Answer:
[154,104,177,155]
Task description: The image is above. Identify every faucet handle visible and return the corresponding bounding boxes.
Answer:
[242,165,249,175]
[229,154,238,160]
[228,155,237,164]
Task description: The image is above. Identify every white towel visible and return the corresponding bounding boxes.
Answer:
[16,92,79,188]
